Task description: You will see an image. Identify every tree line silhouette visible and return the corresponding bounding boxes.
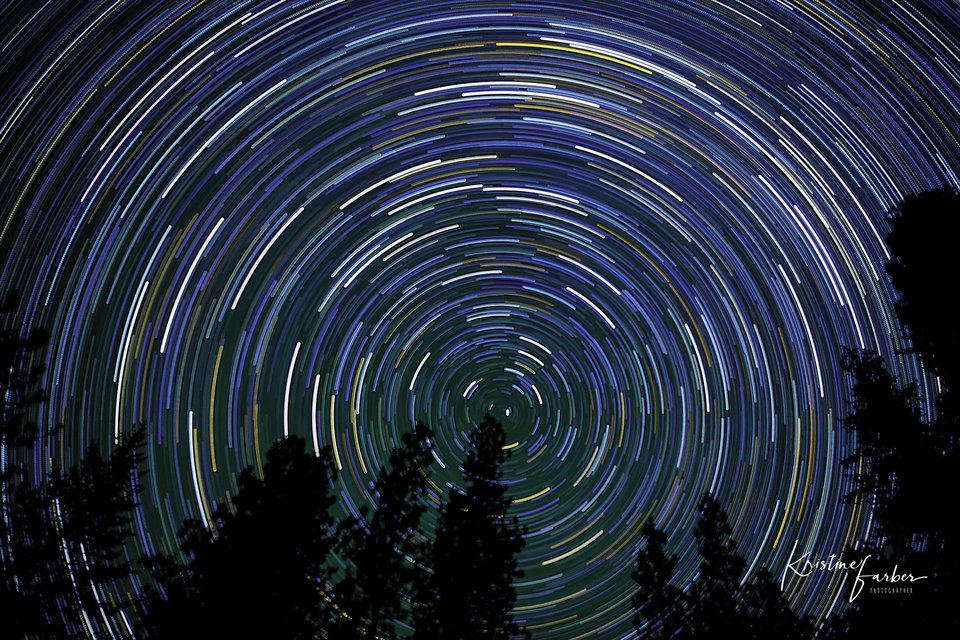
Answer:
[2,188,959,638]
[823,188,960,637]
[633,494,812,640]
[0,301,527,639]
[632,187,960,639]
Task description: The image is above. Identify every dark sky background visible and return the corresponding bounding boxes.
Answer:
[1,0,959,637]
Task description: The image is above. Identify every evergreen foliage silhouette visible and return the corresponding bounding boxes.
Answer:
[831,187,960,637]
[828,352,948,637]
[44,429,146,639]
[1,289,146,639]
[885,187,960,407]
[632,519,688,640]
[330,423,434,639]
[739,568,812,640]
[839,351,932,547]
[686,493,747,639]
[632,494,809,640]
[0,289,49,448]
[0,289,49,636]
[141,435,337,639]
[414,413,528,640]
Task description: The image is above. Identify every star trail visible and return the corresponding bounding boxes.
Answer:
[1,0,959,637]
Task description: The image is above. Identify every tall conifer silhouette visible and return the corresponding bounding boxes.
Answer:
[740,568,811,640]
[885,187,960,409]
[0,289,49,636]
[686,493,746,639]
[142,435,337,639]
[1,289,146,638]
[632,519,688,640]
[831,187,960,637]
[331,423,434,639]
[415,413,528,639]
[631,493,809,639]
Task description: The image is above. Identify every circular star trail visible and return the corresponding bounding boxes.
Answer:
[2,0,959,637]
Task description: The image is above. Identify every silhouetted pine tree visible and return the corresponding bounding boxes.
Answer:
[0,289,50,636]
[829,187,960,637]
[330,423,434,639]
[885,189,960,634]
[631,495,810,639]
[632,519,688,640]
[740,568,811,640]
[828,352,944,638]
[839,351,931,550]
[141,435,337,639]
[885,187,960,411]
[8,436,147,640]
[1,289,146,639]
[0,290,48,448]
[883,189,960,635]
[414,414,528,640]
[686,493,746,639]
[45,428,146,638]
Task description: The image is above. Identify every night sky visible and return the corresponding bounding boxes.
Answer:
[2,1,959,637]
